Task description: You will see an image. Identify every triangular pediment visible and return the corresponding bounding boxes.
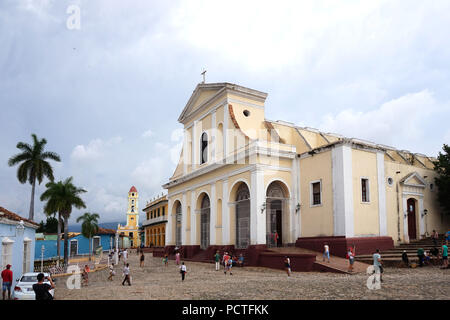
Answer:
[400,172,427,188]
[178,82,268,124]
[178,83,228,123]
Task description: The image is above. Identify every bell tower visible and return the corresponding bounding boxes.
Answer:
[127,186,139,228]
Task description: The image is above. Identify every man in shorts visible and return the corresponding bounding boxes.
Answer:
[1,264,12,300]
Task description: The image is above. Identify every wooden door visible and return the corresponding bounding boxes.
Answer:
[407,198,417,240]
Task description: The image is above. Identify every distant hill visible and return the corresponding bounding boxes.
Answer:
[69,221,125,232]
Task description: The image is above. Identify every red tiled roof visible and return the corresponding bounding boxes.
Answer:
[129,186,137,193]
[0,206,39,226]
[96,227,116,235]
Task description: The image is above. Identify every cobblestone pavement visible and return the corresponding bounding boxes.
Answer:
[55,253,449,300]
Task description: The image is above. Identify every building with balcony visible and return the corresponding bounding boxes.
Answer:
[142,194,168,247]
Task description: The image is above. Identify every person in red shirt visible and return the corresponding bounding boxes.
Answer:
[1,264,13,300]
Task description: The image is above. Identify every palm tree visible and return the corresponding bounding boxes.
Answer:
[76,212,100,261]
[8,133,61,221]
[40,177,86,269]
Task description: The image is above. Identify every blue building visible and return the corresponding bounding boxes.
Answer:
[0,207,39,288]
[35,228,117,260]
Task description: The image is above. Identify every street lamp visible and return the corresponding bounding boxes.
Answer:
[41,245,45,273]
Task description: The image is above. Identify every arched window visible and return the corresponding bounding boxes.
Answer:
[200,132,208,164]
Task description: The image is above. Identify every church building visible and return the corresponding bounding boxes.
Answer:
[162,82,450,259]
[117,186,140,248]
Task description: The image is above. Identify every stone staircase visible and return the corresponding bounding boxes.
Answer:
[268,246,369,274]
[355,236,445,267]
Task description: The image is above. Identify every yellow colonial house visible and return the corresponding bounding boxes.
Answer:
[117,186,140,248]
[162,82,450,260]
[142,194,168,247]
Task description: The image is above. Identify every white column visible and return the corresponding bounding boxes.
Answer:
[251,167,266,244]
[418,197,425,238]
[183,129,189,174]
[192,121,197,170]
[210,183,216,245]
[181,193,187,245]
[190,190,197,245]
[222,179,230,244]
[402,196,409,243]
[211,111,216,163]
[292,156,301,240]
[377,152,388,236]
[332,144,354,237]
[223,104,229,161]
[166,199,173,245]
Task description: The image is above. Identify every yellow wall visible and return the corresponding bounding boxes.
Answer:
[352,149,380,236]
[299,151,334,237]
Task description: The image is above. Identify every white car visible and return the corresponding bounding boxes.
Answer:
[13,272,55,300]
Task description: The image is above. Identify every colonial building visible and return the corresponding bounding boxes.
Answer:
[0,207,38,287]
[117,186,140,248]
[142,194,168,247]
[162,82,450,258]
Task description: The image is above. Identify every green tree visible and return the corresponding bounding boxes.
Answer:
[8,134,61,221]
[40,177,86,269]
[76,212,100,261]
[37,220,45,233]
[44,216,59,233]
[433,144,450,216]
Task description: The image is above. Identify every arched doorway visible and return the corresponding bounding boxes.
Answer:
[175,202,182,247]
[266,181,288,247]
[407,198,417,240]
[235,183,250,249]
[200,195,210,249]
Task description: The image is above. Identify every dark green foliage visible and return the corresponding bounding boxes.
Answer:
[433,144,450,216]
[8,134,61,221]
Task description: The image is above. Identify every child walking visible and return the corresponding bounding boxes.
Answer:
[108,263,115,281]
[180,262,187,281]
[284,256,291,277]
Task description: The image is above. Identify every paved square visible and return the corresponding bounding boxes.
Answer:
[55,253,449,300]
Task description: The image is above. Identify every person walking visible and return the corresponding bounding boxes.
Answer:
[163,254,169,267]
[175,251,181,265]
[32,273,55,300]
[347,247,355,272]
[108,263,116,281]
[82,265,90,286]
[441,241,448,269]
[214,250,221,271]
[227,256,233,275]
[373,249,383,282]
[122,249,128,265]
[122,263,131,286]
[323,243,330,263]
[140,252,145,267]
[223,252,230,275]
[180,262,187,282]
[1,264,13,300]
[284,256,291,277]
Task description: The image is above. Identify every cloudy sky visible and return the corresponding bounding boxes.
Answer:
[1,0,449,225]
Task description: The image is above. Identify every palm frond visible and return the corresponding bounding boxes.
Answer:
[41,151,61,162]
